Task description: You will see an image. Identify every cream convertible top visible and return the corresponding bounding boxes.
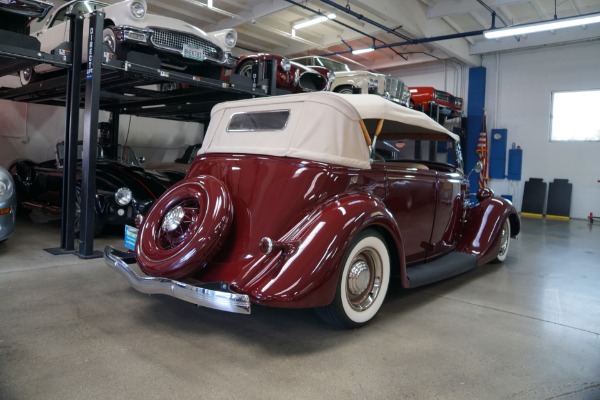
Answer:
[200,92,459,170]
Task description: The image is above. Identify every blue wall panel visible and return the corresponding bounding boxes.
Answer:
[466,67,486,197]
[489,128,507,179]
[508,148,523,180]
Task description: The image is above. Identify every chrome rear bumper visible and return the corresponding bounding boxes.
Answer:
[104,245,251,314]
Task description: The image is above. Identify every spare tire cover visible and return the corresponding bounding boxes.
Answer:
[136,175,233,279]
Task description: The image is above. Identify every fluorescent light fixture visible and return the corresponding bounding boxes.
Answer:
[352,47,374,55]
[293,13,336,30]
[484,13,600,39]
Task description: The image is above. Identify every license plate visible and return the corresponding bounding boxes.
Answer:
[124,225,138,251]
[183,44,205,61]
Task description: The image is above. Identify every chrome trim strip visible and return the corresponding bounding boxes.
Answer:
[104,245,251,314]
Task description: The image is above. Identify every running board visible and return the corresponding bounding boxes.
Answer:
[406,252,477,288]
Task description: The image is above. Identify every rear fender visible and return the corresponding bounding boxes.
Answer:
[238,192,404,308]
[458,196,520,265]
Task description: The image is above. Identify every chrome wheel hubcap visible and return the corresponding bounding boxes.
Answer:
[346,250,381,311]
[348,260,371,296]
[162,206,185,232]
[498,222,509,257]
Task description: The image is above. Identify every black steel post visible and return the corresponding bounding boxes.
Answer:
[60,13,84,252]
[109,110,119,160]
[268,59,277,96]
[78,11,104,259]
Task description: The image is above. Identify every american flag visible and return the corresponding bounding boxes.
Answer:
[476,113,489,188]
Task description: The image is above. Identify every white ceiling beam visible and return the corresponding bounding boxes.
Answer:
[339,0,481,66]
[428,0,532,19]
[530,0,550,20]
[236,27,292,48]
[207,0,295,30]
[146,0,215,24]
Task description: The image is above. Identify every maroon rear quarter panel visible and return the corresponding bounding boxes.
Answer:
[182,154,402,308]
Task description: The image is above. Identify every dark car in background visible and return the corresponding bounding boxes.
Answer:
[145,143,202,173]
[10,141,184,236]
[225,53,332,93]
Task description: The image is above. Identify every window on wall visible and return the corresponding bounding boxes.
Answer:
[550,90,600,141]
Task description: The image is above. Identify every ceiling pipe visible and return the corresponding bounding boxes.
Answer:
[283,0,407,59]
[476,0,509,29]
[318,0,413,42]
[318,29,485,57]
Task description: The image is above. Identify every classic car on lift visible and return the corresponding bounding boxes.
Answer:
[19,0,238,85]
[0,0,53,34]
[292,55,411,107]
[10,141,184,236]
[223,53,333,93]
[0,166,17,243]
[105,92,520,328]
[409,86,464,124]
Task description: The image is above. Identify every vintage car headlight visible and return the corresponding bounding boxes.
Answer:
[368,78,378,88]
[115,187,133,206]
[130,1,146,19]
[0,169,13,201]
[225,30,237,47]
[281,58,291,72]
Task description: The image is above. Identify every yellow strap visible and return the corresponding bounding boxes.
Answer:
[359,119,372,146]
[374,119,384,137]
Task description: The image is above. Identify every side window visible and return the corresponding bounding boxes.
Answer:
[227,110,290,132]
[375,138,457,167]
[49,7,68,27]
[71,2,91,14]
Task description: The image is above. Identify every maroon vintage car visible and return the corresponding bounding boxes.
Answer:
[409,86,463,123]
[105,92,520,328]
[223,53,333,93]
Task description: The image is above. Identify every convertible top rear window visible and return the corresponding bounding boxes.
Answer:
[227,110,290,132]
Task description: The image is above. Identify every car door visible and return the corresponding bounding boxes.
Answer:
[427,170,463,258]
[32,3,71,73]
[31,161,63,205]
[384,162,437,265]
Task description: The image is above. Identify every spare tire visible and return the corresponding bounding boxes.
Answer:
[136,175,233,279]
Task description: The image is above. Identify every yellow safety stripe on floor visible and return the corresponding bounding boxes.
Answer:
[521,212,543,219]
[546,215,570,221]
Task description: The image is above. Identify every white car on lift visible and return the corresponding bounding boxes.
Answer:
[20,0,238,85]
[292,55,411,107]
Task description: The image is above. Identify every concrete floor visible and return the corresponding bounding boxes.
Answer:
[0,213,599,400]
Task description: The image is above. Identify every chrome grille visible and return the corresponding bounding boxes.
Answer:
[385,77,407,99]
[385,77,410,105]
[150,28,220,59]
[434,90,462,106]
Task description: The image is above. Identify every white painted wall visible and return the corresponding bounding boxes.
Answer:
[482,40,600,220]
[0,101,204,169]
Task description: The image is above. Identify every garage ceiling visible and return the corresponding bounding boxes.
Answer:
[145,0,600,70]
